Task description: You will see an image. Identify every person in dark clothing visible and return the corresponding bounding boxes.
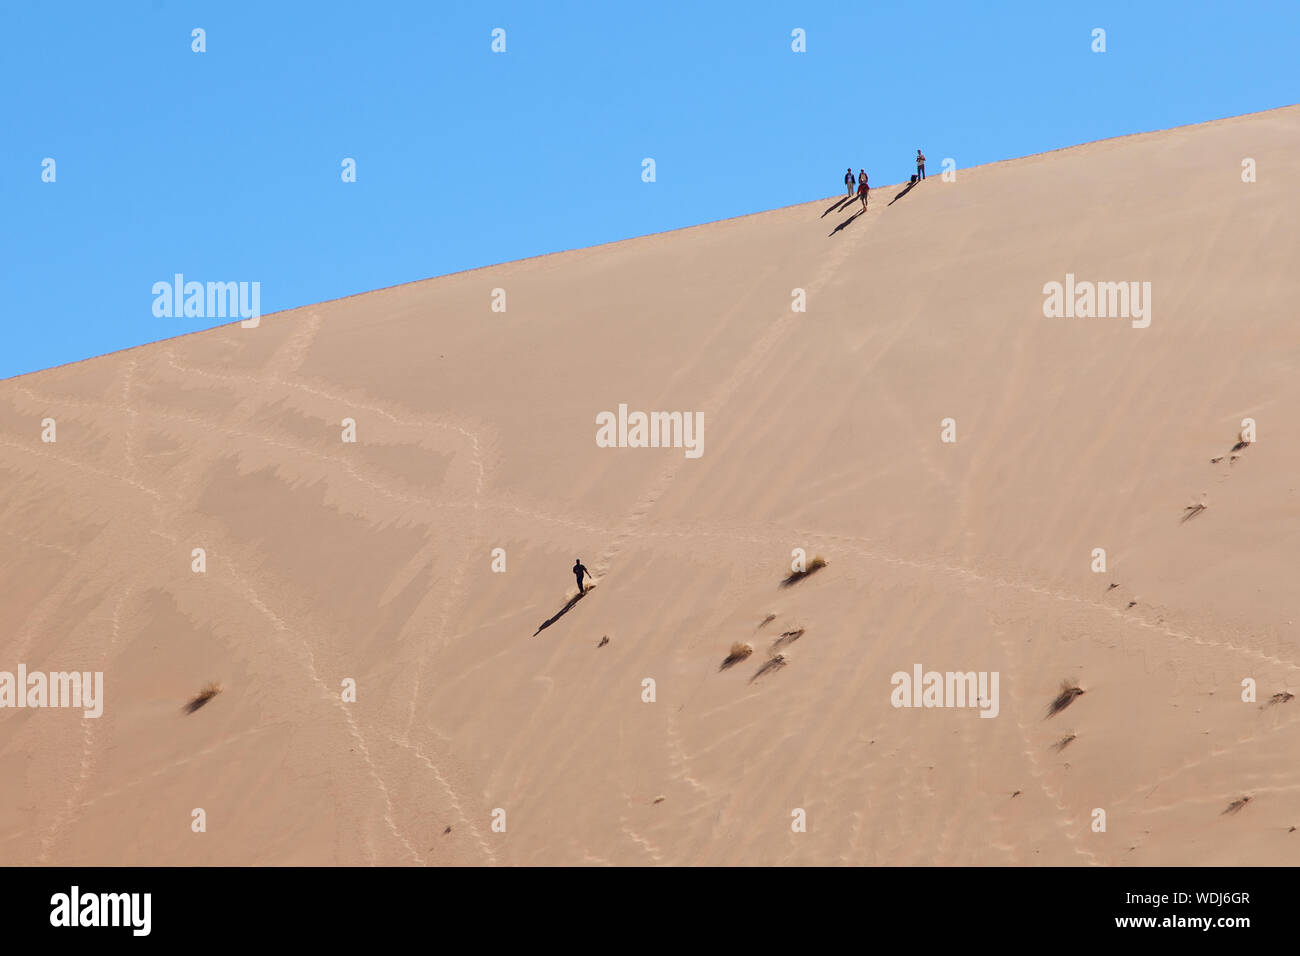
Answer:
[916,149,926,180]
[573,559,590,594]
[843,167,855,195]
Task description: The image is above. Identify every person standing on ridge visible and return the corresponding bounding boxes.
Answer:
[916,149,926,181]
[857,170,869,210]
[844,167,855,196]
[573,559,591,595]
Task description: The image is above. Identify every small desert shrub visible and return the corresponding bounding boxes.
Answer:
[1222,795,1251,815]
[774,628,805,649]
[750,654,788,683]
[1046,681,1084,718]
[780,556,828,588]
[720,642,753,671]
[184,681,223,715]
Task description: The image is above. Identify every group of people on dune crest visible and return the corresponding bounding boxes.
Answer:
[843,149,925,210]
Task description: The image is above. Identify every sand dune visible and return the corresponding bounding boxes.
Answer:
[2,106,1298,865]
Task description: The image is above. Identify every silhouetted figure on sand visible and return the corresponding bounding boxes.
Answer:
[916,149,926,180]
[573,559,590,594]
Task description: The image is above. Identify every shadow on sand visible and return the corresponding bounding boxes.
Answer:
[829,208,864,236]
[887,180,918,206]
[533,590,588,636]
[822,194,858,218]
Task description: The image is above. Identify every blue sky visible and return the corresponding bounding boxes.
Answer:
[2,0,1295,379]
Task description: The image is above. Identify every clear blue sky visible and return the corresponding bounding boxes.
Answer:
[2,0,1295,379]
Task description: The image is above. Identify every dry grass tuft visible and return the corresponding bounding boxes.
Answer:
[1222,795,1252,815]
[1046,681,1084,718]
[183,681,223,715]
[749,654,788,683]
[773,628,805,650]
[720,642,753,671]
[780,556,828,588]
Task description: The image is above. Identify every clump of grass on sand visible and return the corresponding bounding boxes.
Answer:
[720,642,753,671]
[1222,795,1252,815]
[758,613,777,629]
[780,556,828,588]
[1046,681,1084,718]
[773,628,805,650]
[1269,692,1295,705]
[749,654,788,683]
[183,681,223,715]
[1051,734,1077,753]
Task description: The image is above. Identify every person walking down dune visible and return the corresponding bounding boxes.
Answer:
[916,149,926,180]
[844,167,855,196]
[573,559,591,594]
[857,171,869,210]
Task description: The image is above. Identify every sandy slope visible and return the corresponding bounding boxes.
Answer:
[2,106,1298,866]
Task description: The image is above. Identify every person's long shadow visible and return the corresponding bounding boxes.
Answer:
[829,208,864,236]
[821,194,857,218]
[533,590,587,636]
[887,180,919,206]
